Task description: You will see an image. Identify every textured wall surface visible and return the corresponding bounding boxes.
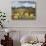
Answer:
[0,0,46,27]
[0,0,46,46]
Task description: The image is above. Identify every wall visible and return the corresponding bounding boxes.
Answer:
[0,0,46,28]
[0,0,46,46]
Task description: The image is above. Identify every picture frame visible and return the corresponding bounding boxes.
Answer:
[11,0,36,20]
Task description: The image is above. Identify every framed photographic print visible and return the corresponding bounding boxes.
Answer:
[11,0,36,20]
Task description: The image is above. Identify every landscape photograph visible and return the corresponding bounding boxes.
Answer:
[11,1,36,20]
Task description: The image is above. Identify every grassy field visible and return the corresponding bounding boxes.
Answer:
[11,7,36,20]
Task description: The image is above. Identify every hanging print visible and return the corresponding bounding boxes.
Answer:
[11,0,36,20]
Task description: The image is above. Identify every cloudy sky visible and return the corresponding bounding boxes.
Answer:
[11,0,37,2]
[11,0,36,8]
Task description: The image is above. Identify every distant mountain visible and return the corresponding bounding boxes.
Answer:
[12,7,35,9]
